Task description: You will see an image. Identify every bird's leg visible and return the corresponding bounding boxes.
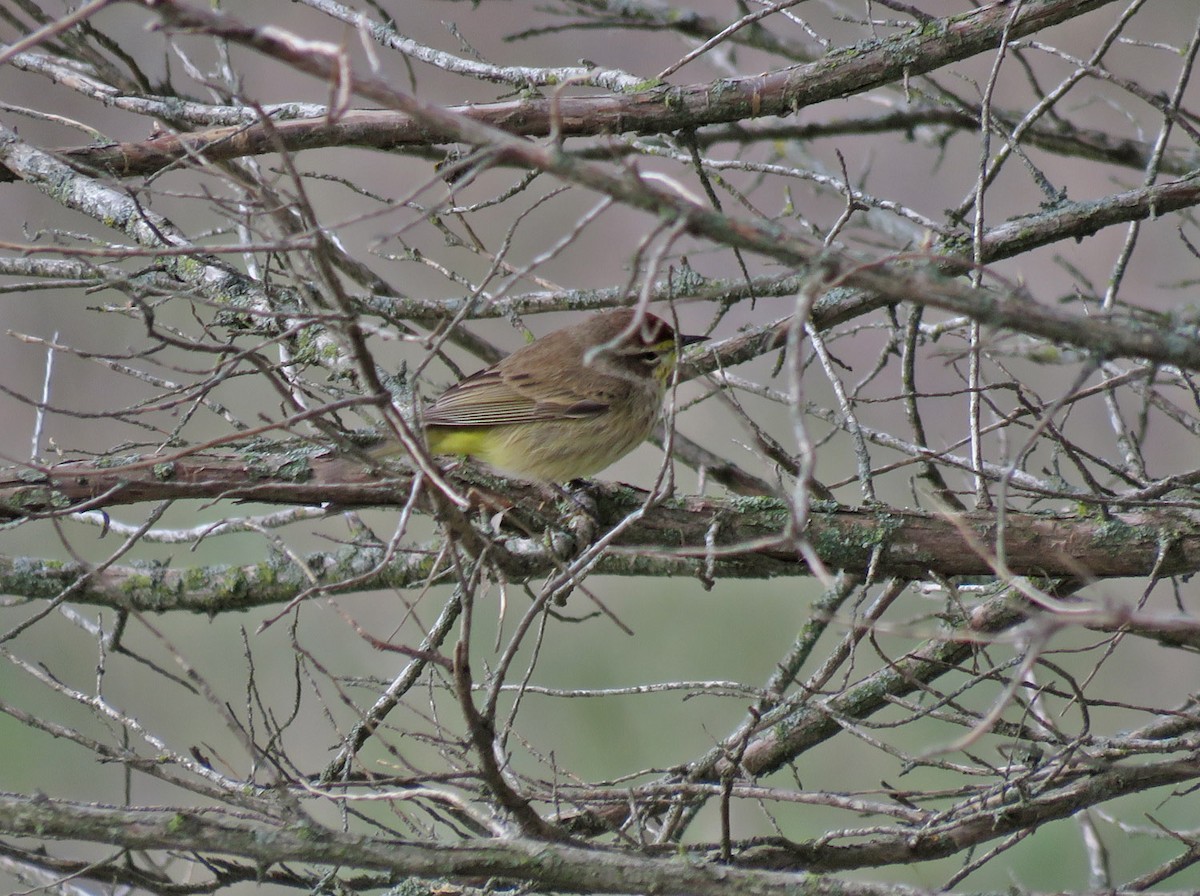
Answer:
[562,478,600,524]
[554,478,601,565]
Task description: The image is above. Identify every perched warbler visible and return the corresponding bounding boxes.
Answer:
[404,309,705,481]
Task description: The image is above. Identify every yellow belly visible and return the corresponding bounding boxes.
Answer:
[426,410,657,482]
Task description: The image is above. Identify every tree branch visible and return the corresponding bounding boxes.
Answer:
[8,0,1119,181]
[5,454,1200,610]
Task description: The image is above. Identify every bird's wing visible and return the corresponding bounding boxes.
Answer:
[422,368,608,427]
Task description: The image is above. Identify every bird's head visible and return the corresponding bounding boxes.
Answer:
[583,309,706,385]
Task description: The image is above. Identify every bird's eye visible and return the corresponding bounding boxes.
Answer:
[635,350,660,363]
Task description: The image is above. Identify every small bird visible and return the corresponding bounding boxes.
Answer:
[408,309,704,481]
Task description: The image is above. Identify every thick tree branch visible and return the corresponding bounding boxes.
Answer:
[6,0,1119,182]
[1,791,1192,896]
[5,454,1200,611]
[741,755,1200,871]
